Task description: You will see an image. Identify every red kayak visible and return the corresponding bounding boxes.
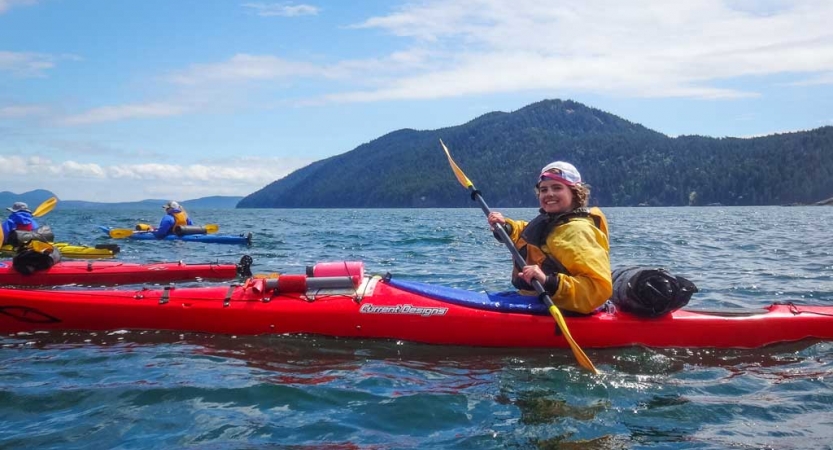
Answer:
[0,255,253,286]
[2,261,832,349]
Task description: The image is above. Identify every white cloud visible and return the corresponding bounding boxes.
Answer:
[788,72,833,86]
[333,0,833,101]
[0,155,316,201]
[45,139,162,158]
[725,0,795,16]
[56,102,190,126]
[242,2,320,17]
[13,0,833,128]
[321,51,762,103]
[167,49,436,89]
[61,160,108,178]
[0,104,49,118]
[0,51,55,77]
[167,54,324,85]
[0,0,36,14]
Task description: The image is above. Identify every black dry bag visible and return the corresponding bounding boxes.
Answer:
[9,225,55,247]
[611,266,698,317]
[174,225,208,236]
[12,246,61,275]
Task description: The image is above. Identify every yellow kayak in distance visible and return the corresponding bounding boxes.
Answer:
[1,242,120,259]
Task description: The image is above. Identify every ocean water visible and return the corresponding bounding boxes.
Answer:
[1,206,832,449]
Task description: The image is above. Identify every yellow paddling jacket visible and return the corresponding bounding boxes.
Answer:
[502,207,612,314]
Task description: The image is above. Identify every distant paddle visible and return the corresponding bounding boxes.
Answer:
[109,228,140,239]
[32,197,58,218]
[440,139,599,374]
[181,224,219,234]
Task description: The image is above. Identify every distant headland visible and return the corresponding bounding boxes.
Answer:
[0,190,242,209]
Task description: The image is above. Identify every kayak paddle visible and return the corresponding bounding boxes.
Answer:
[33,197,58,217]
[136,223,220,234]
[440,139,599,374]
[186,223,218,233]
[109,223,220,239]
[109,229,139,239]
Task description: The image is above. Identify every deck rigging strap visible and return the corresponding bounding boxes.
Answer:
[224,284,240,307]
[159,285,174,305]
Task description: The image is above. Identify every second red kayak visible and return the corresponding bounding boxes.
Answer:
[0,255,253,286]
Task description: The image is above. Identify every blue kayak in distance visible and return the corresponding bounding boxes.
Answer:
[98,226,253,245]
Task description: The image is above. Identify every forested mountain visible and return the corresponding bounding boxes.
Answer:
[0,189,55,210]
[239,99,833,208]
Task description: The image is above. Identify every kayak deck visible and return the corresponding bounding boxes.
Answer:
[0,255,253,286]
[1,243,120,259]
[1,274,832,349]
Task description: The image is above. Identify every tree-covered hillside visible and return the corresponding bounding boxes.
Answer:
[238,99,833,208]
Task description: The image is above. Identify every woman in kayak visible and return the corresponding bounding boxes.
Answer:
[1,202,39,246]
[152,201,193,238]
[486,161,612,314]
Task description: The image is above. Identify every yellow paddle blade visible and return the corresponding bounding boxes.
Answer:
[33,196,58,217]
[440,139,473,189]
[108,228,136,239]
[0,227,4,247]
[548,305,599,374]
[30,240,54,254]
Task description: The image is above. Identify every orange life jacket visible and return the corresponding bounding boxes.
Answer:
[170,209,190,227]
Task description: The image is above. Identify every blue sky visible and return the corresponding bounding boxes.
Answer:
[1,0,832,202]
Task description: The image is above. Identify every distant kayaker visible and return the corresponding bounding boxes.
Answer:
[486,161,612,314]
[2,202,39,246]
[152,201,193,238]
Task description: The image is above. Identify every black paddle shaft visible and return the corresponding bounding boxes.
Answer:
[468,186,552,304]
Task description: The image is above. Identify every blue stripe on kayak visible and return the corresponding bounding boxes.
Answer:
[385,278,550,315]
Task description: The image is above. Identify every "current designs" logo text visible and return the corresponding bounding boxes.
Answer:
[359,303,448,317]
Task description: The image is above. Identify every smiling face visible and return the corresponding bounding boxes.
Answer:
[536,179,575,214]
